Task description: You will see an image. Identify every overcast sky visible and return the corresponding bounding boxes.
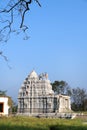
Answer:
[0,0,87,102]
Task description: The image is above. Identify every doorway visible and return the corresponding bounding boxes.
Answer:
[0,102,4,113]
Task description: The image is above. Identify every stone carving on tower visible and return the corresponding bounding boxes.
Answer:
[18,70,71,115]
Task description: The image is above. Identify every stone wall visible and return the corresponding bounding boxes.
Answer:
[18,70,71,115]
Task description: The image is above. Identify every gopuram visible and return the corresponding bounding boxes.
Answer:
[18,70,71,116]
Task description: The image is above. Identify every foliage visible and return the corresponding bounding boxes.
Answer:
[12,102,18,113]
[0,90,7,96]
[8,96,13,107]
[0,116,87,130]
[51,80,71,95]
[71,87,87,111]
[52,81,87,111]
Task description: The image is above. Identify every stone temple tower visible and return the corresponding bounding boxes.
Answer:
[18,70,71,115]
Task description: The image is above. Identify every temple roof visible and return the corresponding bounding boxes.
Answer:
[29,70,38,78]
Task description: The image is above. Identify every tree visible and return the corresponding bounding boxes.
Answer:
[71,87,87,111]
[0,90,7,96]
[0,0,41,59]
[51,80,71,95]
[52,81,87,111]
[12,102,18,113]
[0,0,41,42]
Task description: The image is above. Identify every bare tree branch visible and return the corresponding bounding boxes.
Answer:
[0,0,41,64]
[0,0,41,42]
[20,1,30,28]
[0,0,21,13]
[35,0,41,7]
[0,51,8,61]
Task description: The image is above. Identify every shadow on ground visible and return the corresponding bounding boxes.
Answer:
[0,124,87,130]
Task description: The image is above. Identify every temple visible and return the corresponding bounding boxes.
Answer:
[18,70,71,115]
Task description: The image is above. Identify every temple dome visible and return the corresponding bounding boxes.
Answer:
[29,70,38,78]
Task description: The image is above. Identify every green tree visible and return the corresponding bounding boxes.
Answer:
[51,80,71,95]
[12,102,18,113]
[71,87,87,111]
[52,81,87,111]
[0,90,7,96]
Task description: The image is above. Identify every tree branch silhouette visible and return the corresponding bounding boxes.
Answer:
[0,0,41,42]
[0,0,41,61]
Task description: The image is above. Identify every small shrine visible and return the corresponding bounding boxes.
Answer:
[0,97,10,116]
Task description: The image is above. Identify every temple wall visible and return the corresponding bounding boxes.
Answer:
[0,97,9,116]
[18,71,71,114]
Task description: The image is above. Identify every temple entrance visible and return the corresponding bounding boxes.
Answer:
[0,102,4,113]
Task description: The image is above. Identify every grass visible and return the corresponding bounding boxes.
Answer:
[0,116,87,130]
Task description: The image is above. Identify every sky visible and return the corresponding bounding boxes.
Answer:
[0,0,87,102]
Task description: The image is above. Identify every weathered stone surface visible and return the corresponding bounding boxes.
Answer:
[18,70,71,115]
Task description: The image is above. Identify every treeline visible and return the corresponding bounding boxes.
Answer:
[52,81,87,111]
